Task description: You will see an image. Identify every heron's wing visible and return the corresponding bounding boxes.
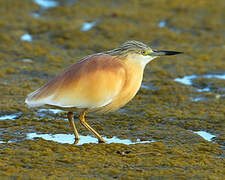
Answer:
[25,54,126,109]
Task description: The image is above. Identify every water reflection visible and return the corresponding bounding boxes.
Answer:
[26,133,153,145]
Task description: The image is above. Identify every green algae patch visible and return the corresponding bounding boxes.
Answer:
[0,0,225,179]
[0,141,224,179]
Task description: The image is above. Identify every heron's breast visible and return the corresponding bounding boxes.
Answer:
[99,62,144,112]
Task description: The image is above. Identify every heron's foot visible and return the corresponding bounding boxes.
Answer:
[73,138,79,145]
[98,138,106,143]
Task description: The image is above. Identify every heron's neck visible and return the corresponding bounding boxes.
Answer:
[126,53,156,69]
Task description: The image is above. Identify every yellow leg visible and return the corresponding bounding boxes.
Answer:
[79,110,106,143]
[67,112,79,144]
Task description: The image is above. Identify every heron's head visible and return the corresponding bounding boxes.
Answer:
[108,40,182,67]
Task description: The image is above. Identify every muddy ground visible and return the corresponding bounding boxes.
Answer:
[0,0,224,179]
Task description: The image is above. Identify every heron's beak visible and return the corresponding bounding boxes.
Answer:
[149,50,183,56]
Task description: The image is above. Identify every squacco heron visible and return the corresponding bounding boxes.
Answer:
[25,40,182,144]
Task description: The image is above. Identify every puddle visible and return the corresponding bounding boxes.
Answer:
[31,0,59,19]
[31,12,41,18]
[202,74,225,79]
[0,140,13,144]
[21,58,34,63]
[174,75,197,85]
[190,97,206,102]
[37,108,63,114]
[33,0,58,8]
[21,33,33,42]
[117,108,126,113]
[0,114,17,120]
[26,133,153,145]
[157,20,182,33]
[141,83,157,91]
[63,0,76,6]
[158,20,166,28]
[80,21,96,32]
[175,74,225,101]
[196,88,210,92]
[196,74,225,92]
[36,109,64,118]
[169,27,182,34]
[174,74,225,92]
[174,74,225,86]
[141,84,151,90]
[193,131,216,141]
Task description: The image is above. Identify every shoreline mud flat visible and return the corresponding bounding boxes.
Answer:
[0,0,224,179]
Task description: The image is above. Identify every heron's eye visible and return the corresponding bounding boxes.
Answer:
[141,50,146,55]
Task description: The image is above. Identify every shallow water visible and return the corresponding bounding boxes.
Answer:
[80,21,97,32]
[190,97,206,102]
[196,88,210,92]
[140,84,150,90]
[37,108,63,114]
[31,12,41,18]
[193,131,216,141]
[33,0,58,8]
[157,19,182,33]
[174,74,225,86]
[158,20,166,28]
[174,74,225,93]
[21,33,33,42]
[26,133,153,145]
[203,74,225,79]
[174,75,197,85]
[0,114,17,120]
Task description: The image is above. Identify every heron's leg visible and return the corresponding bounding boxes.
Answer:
[67,112,79,144]
[79,110,106,143]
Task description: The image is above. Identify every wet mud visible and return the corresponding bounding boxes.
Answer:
[0,0,224,179]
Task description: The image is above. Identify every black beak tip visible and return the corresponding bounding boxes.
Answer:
[165,51,183,55]
[152,50,183,56]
